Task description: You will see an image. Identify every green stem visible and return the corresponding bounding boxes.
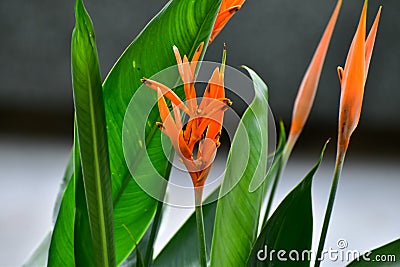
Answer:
[143,149,172,266]
[144,200,164,267]
[195,188,207,267]
[315,152,346,267]
[262,160,283,226]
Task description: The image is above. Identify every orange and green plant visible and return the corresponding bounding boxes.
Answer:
[23,0,396,266]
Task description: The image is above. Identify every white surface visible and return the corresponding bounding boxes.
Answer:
[0,136,399,266]
[0,136,70,266]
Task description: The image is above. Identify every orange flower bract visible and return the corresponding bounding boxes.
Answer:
[209,0,246,44]
[337,1,382,156]
[142,43,231,188]
[285,0,342,155]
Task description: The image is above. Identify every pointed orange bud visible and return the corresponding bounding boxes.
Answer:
[285,0,342,155]
[365,7,382,78]
[209,0,246,44]
[337,2,381,156]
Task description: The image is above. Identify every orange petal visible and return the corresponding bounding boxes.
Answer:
[199,68,220,111]
[172,103,182,130]
[181,55,197,113]
[182,55,193,83]
[157,89,193,160]
[205,115,223,141]
[173,45,184,78]
[286,0,342,152]
[365,7,382,78]
[200,138,218,167]
[209,0,245,44]
[190,42,204,76]
[157,88,171,124]
[338,0,367,153]
[142,78,190,114]
[199,64,226,113]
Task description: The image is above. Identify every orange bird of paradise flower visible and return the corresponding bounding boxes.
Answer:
[284,0,342,158]
[337,1,381,159]
[209,0,246,43]
[142,43,231,191]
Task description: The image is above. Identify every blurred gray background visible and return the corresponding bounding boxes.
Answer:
[1,0,399,266]
[1,0,399,142]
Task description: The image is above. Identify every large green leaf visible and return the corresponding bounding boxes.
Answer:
[50,0,115,264]
[347,239,400,267]
[153,190,220,267]
[209,67,270,267]
[104,0,221,263]
[72,0,115,265]
[50,0,222,265]
[246,141,328,267]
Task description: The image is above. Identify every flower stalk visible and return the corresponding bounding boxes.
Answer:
[315,2,381,266]
[195,187,207,267]
[143,43,230,266]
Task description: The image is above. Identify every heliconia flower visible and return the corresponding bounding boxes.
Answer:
[209,0,246,44]
[284,0,342,156]
[142,43,231,188]
[337,2,382,157]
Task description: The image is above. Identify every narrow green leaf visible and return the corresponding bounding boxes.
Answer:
[262,120,287,227]
[246,141,329,267]
[50,0,222,265]
[48,173,76,266]
[154,190,220,267]
[209,67,270,267]
[120,220,151,267]
[52,153,74,224]
[73,124,95,265]
[23,232,52,267]
[347,239,400,267]
[264,121,287,192]
[70,0,115,265]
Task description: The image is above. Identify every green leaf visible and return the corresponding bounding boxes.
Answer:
[23,232,52,267]
[48,172,76,266]
[52,153,74,224]
[73,124,95,265]
[262,120,287,227]
[246,141,329,267]
[71,0,115,265]
[209,66,270,267]
[119,221,151,267]
[347,238,400,267]
[266,121,286,181]
[50,0,222,265]
[105,0,220,263]
[154,190,220,267]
